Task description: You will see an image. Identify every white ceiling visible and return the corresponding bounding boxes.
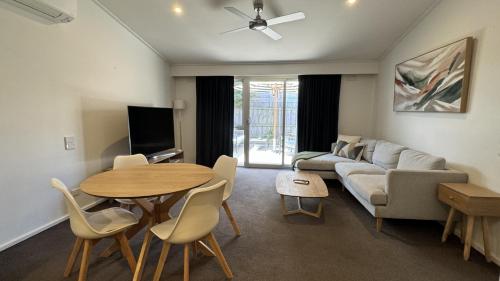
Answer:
[97,0,438,64]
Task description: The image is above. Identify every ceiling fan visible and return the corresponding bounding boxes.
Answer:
[221,0,305,40]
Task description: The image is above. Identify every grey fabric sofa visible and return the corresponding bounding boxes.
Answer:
[295,139,468,231]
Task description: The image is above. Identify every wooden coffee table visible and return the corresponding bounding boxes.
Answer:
[276,171,328,218]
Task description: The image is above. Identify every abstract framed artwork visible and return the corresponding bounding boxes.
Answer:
[394,37,473,112]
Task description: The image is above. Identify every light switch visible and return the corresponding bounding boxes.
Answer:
[64,136,76,150]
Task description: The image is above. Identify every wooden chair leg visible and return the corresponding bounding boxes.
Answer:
[206,232,233,279]
[184,244,190,281]
[376,217,383,232]
[153,241,171,281]
[78,240,93,281]
[115,232,137,272]
[222,201,241,236]
[133,220,155,281]
[64,237,83,277]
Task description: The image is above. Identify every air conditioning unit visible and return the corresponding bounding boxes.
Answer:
[0,0,76,23]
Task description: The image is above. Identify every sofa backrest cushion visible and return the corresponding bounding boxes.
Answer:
[372,141,407,169]
[337,134,361,144]
[397,149,446,170]
[360,138,377,163]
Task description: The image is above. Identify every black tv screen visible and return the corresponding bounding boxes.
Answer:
[127,106,175,156]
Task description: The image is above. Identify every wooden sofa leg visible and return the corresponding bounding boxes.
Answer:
[376,217,383,232]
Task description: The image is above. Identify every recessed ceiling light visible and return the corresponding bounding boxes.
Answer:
[172,4,183,15]
[346,0,357,6]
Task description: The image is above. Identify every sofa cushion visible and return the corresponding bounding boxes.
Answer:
[372,141,407,169]
[336,162,386,178]
[360,138,377,163]
[337,134,361,143]
[348,174,387,205]
[333,141,365,161]
[295,154,354,171]
[397,149,446,170]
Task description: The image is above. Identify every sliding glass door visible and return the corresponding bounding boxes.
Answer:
[233,78,298,167]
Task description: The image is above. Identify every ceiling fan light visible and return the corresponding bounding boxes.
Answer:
[250,19,267,31]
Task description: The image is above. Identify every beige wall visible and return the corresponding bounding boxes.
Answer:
[0,0,172,250]
[174,75,377,163]
[339,75,377,137]
[374,0,500,264]
[174,77,197,163]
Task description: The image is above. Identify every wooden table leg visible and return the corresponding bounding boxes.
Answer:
[441,208,456,242]
[280,194,288,215]
[463,215,475,261]
[482,217,491,262]
[100,197,155,257]
[157,192,188,222]
[461,214,466,244]
[100,212,151,257]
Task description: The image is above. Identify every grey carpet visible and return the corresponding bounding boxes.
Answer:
[0,168,497,281]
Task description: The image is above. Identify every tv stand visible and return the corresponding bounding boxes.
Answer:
[147,148,184,164]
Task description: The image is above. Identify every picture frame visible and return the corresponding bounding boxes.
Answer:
[393,37,473,112]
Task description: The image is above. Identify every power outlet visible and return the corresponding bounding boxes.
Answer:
[64,136,76,150]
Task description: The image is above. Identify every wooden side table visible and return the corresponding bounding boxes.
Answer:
[438,183,500,262]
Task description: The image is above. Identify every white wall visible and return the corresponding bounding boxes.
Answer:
[175,75,377,163]
[374,0,500,264]
[0,0,172,250]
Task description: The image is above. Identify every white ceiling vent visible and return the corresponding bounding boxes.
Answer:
[0,0,76,23]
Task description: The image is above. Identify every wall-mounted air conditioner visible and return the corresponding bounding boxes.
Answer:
[0,0,76,23]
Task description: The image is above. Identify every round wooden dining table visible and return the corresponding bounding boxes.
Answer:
[80,163,215,281]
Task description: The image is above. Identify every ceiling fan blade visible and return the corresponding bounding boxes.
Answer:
[261,27,282,40]
[221,26,250,35]
[224,7,253,20]
[267,12,305,26]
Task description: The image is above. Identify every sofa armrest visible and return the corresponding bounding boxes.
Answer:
[383,169,468,220]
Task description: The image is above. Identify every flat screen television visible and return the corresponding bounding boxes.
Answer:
[127,106,175,156]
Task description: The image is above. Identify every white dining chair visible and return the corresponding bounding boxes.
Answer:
[200,155,240,236]
[113,154,156,209]
[150,180,233,281]
[51,178,139,281]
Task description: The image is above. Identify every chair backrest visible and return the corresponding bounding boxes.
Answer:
[51,178,98,239]
[113,154,148,170]
[213,155,237,198]
[167,180,227,244]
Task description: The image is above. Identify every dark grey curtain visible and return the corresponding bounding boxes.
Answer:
[297,75,342,152]
[196,76,234,167]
